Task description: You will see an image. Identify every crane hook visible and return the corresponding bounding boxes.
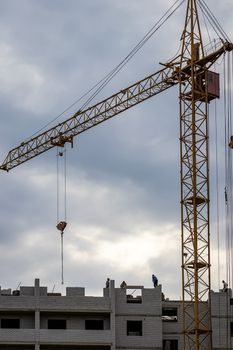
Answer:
[56,221,67,285]
[56,221,67,233]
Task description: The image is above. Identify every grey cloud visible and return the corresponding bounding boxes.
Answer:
[0,0,231,298]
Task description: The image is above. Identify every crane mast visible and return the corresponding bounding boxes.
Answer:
[179,0,212,349]
[0,1,233,350]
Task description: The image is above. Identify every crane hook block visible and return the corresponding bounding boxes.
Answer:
[56,221,67,233]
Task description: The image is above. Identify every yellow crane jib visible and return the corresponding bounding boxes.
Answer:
[0,42,232,173]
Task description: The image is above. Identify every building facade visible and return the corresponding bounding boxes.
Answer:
[0,279,231,350]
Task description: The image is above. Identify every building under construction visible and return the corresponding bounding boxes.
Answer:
[0,279,231,350]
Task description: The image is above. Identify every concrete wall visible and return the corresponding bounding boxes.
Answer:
[115,286,162,349]
[211,289,232,350]
[0,328,112,345]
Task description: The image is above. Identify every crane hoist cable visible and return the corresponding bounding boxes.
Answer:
[56,146,67,285]
[212,48,233,350]
[23,0,185,142]
[224,50,233,349]
[209,42,223,347]
[213,63,221,347]
[225,53,233,289]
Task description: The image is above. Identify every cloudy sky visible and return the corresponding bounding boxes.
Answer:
[0,0,232,299]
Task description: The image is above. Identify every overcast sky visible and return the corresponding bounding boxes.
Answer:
[0,0,232,299]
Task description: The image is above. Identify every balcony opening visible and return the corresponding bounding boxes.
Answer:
[85,319,104,330]
[47,319,66,329]
[1,318,20,328]
[231,322,233,337]
[163,339,178,350]
[162,307,178,322]
[127,320,142,336]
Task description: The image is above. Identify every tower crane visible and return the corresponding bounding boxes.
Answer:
[0,1,232,349]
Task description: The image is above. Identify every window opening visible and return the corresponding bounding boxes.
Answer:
[85,319,104,330]
[162,307,178,322]
[1,318,20,328]
[127,320,142,336]
[48,319,66,329]
[163,339,178,350]
[126,288,142,304]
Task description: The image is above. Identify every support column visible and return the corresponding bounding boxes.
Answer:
[110,280,116,350]
[34,279,40,350]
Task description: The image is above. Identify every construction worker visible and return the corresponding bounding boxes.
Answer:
[152,274,158,287]
[120,281,127,288]
[222,280,228,292]
[106,278,110,288]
